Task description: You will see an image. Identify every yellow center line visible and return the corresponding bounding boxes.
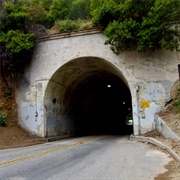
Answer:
[0,136,100,167]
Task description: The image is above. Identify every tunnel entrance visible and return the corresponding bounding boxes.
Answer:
[71,73,132,135]
[44,57,133,137]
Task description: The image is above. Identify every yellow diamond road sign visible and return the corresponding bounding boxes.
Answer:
[140,101,150,108]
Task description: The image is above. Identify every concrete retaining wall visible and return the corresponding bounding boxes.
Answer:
[154,115,180,140]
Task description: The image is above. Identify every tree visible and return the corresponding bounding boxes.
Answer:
[0,1,35,79]
[69,0,91,20]
[49,0,72,20]
[1,30,34,53]
[91,0,180,54]
[91,0,120,30]
[40,0,53,11]
[26,2,48,24]
[0,1,27,32]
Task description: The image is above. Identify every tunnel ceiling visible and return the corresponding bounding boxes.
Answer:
[45,57,130,103]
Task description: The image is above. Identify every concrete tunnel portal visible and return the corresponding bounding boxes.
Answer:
[44,57,133,137]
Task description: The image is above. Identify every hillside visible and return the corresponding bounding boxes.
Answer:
[0,78,18,127]
[143,80,180,158]
[158,80,180,137]
[0,78,45,149]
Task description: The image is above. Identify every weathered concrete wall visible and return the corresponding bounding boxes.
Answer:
[155,115,180,140]
[16,31,180,137]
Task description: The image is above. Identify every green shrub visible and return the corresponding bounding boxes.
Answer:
[91,0,180,54]
[91,0,120,30]
[173,88,180,113]
[1,30,34,53]
[0,113,7,126]
[77,20,94,30]
[54,19,93,32]
[0,1,27,31]
[54,19,78,32]
[49,0,72,21]
[69,0,91,20]
[173,99,180,113]
[4,86,11,100]
[26,3,48,24]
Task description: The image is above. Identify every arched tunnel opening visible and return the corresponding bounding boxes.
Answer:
[44,57,133,137]
[70,73,132,135]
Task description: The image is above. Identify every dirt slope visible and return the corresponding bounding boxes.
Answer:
[0,78,45,149]
[158,80,180,137]
[147,80,180,180]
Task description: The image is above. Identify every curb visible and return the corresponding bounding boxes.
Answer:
[129,135,180,162]
[46,135,72,142]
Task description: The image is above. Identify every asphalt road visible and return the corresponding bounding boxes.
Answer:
[0,135,172,180]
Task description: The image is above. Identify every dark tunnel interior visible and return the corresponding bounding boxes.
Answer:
[69,72,133,136]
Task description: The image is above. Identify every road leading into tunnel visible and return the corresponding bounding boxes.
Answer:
[0,135,171,180]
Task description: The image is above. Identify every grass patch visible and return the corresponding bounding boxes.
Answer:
[173,87,180,113]
[53,19,94,33]
[0,113,7,126]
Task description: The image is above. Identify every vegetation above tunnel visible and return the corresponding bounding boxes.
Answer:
[0,0,179,89]
[93,0,180,54]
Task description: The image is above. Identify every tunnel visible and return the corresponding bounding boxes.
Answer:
[44,57,133,137]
